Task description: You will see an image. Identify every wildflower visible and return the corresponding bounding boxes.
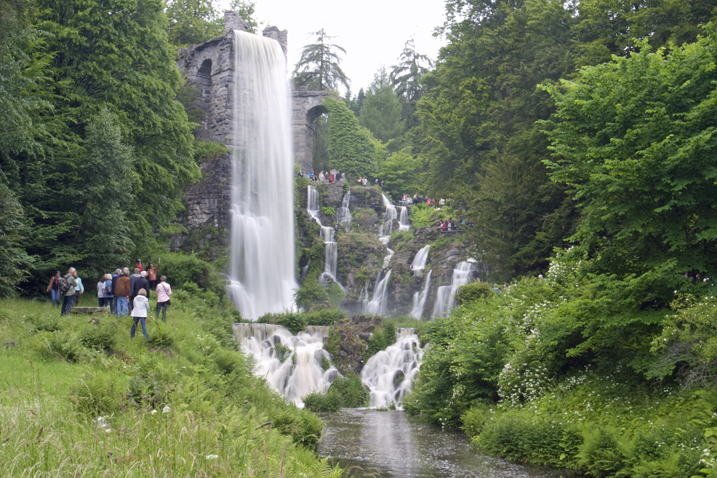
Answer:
[206,454,219,460]
[151,409,158,415]
[163,405,171,414]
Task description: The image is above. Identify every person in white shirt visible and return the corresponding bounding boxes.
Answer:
[130,289,150,339]
[155,275,172,322]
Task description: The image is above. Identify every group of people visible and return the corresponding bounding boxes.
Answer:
[439,218,464,232]
[47,259,173,339]
[300,170,343,183]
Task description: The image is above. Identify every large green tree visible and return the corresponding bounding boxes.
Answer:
[324,97,377,179]
[544,27,717,280]
[359,67,404,143]
[390,38,432,130]
[166,0,223,46]
[292,29,350,91]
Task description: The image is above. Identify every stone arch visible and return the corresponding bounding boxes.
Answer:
[292,88,334,172]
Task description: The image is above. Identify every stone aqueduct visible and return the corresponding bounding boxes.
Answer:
[170,12,332,253]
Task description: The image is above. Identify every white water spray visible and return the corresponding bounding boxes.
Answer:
[410,270,432,320]
[364,270,392,316]
[398,206,410,232]
[233,323,339,407]
[226,31,296,320]
[361,332,423,409]
[336,192,351,231]
[432,261,476,319]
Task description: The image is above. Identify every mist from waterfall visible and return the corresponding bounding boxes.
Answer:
[432,261,476,319]
[226,31,296,320]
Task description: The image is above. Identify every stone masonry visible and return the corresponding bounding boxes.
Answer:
[172,11,330,255]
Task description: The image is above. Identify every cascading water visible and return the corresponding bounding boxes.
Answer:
[233,323,339,407]
[320,226,338,285]
[411,244,430,277]
[410,270,432,320]
[336,192,351,232]
[383,248,395,269]
[360,332,423,409]
[432,261,476,319]
[364,269,392,316]
[379,194,397,244]
[307,185,320,224]
[227,31,296,320]
[398,206,410,232]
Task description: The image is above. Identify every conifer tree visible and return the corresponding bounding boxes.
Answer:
[292,29,350,91]
[359,67,404,143]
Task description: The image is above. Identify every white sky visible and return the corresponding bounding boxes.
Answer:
[217,0,447,94]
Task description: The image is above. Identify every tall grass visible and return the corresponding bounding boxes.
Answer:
[0,297,342,477]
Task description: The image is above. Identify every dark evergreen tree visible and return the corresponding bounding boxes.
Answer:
[359,67,404,143]
[390,37,432,130]
[292,29,350,91]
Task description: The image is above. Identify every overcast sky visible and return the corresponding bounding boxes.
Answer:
[217,0,447,94]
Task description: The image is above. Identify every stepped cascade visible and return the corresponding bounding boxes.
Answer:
[307,185,341,287]
[410,270,432,319]
[336,192,351,231]
[379,194,397,244]
[411,245,430,276]
[233,323,338,407]
[432,261,477,318]
[307,185,320,222]
[226,31,296,320]
[360,332,423,409]
[398,206,411,232]
[364,270,392,316]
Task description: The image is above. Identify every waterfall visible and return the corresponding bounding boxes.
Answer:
[379,194,397,244]
[410,270,432,320]
[336,191,351,232]
[432,261,476,319]
[307,185,320,224]
[360,333,423,409]
[411,245,430,277]
[319,226,338,285]
[233,323,339,407]
[364,270,392,317]
[383,248,394,269]
[226,31,296,320]
[398,206,410,232]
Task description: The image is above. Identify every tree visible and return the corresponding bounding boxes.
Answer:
[324,97,376,179]
[292,29,350,91]
[543,27,717,280]
[390,37,432,129]
[228,0,259,33]
[74,108,135,274]
[378,149,422,199]
[312,113,330,172]
[359,67,404,143]
[166,0,223,46]
[0,174,32,297]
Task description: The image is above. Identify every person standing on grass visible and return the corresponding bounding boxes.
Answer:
[132,271,149,301]
[155,275,172,322]
[61,267,77,316]
[130,288,150,339]
[146,263,157,291]
[129,267,141,312]
[110,268,121,314]
[46,271,61,307]
[74,272,84,306]
[115,268,131,317]
[97,275,105,307]
[103,273,114,311]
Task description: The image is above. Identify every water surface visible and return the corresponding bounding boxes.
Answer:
[318,409,557,478]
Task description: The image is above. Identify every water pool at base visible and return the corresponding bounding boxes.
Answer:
[317,409,558,478]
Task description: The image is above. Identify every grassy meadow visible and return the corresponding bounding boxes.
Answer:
[0,294,342,477]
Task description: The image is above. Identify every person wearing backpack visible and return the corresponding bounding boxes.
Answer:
[103,273,114,311]
[60,267,78,316]
[115,268,131,317]
[46,271,61,307]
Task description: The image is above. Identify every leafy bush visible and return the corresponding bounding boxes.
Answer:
[158,252,223,296]
[274,342,292,362]
[321,206,336,217]
[273,409,324,448]
[295,274,330,311]
[303,374,368,412]
[193,139,227,163]
[148,321,174,349]
[32,330,85,362]
[328,282,344,309]
[302,308,345,326]
[455,282,494,305]
[70,372,124,415]
[33,316,62,333]
[79,324,116,353]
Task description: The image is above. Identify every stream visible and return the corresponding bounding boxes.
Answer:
[317,409,558,478]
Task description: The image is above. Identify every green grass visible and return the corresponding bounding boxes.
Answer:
[0,297,342,477]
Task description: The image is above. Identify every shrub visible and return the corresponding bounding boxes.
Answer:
[79,324,116,353]
[303,374,368,412]
[302,308,345,326]
[295,275,330,311]
[70,372,124,416]
[455,282,494,305]
[273,409,324,448]
[274,342,292,362]
[158,252,223,296]
[328,282,344,309]
[34,316,62,333]
[302,390,342,412]
[148,321,174,349]
[33,330,85,362]
[320,206,336,217]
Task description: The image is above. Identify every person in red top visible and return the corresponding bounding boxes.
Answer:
[146,263,158,291]
[135,259,143,272]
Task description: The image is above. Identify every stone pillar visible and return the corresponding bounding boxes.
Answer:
[263,26,289,60]
[224,11,248,33]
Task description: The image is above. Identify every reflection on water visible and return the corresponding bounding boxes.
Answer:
[318,409,557,478]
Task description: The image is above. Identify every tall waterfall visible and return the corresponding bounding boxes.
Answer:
[364,269,392,316]
[410,270,432,320]
[226,31,296,320]
[320,226,338,285]
[233,323,339,407]
[379,194,397,244]
[432,261,476,318]
[411,245,430,277]
[361,332,423,409]
[307,185,320,223]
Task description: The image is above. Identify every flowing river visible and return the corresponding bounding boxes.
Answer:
[317,409,557,478]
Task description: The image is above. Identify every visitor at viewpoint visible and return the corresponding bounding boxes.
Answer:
[60,268,78,316]
[130,289,150,339]
[115,268,131,317]
[155,275,172,322]
[46,271,61,307]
